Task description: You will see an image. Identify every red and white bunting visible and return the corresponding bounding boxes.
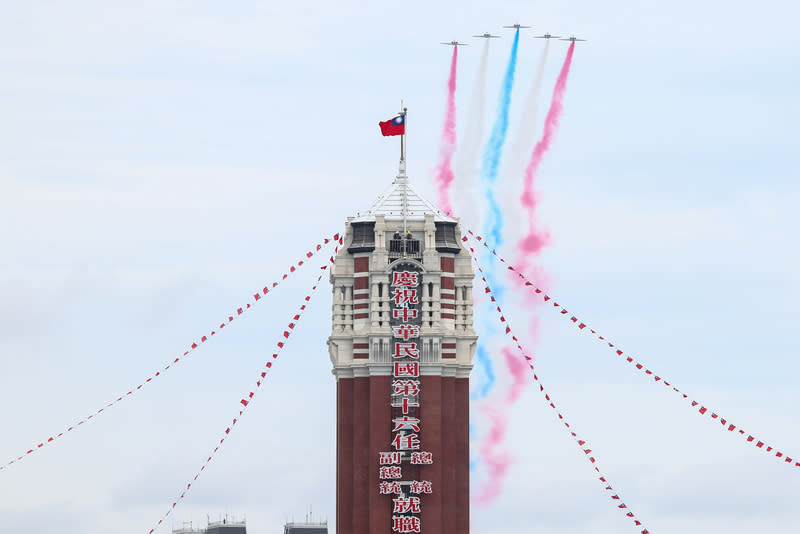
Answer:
[463,230,800,470]
[468,246,650,534]
[146,242,340,534]
[0,232,342,474]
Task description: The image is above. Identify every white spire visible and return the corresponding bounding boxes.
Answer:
[352,163,456,223]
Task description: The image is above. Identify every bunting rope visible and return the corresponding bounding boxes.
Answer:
[146,257,333,534]
[0,232,341,473]
[466,243,650,534]
[464,231,800,469]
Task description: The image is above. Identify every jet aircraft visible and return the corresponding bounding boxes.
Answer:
[503,24,531,29]
[559,35,587,42]
[473,32,501,39]
[534,33,561,39]
[440,41,468,46]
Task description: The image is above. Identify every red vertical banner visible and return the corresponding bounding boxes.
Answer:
[376,262,432,533]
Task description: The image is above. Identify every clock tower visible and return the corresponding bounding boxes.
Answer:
[328,159,477,534]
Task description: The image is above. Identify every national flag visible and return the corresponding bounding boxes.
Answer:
[379,115,405,136]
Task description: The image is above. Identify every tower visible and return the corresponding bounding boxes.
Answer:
[328,159,477,534]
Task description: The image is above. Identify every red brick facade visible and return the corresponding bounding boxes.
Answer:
[337,376,470,534]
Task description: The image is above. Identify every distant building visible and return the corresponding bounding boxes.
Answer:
[173,517,246,534]
[283,520,328,534]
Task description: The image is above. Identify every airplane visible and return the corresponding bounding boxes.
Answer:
[559,35,587,42]
[534,33,561,40]
[440,40,468,46]
[503,24,531,29]
[472,32,501,39]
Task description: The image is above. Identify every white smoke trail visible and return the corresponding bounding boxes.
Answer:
[452,39,489,230]
[500,40,550,248]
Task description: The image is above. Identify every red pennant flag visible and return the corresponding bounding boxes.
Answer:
[240,399,249,406]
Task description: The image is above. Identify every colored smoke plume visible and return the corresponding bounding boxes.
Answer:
[471,345,496,400]
[472,347,532,506]
[503,346,530,404]
[472,404,511,505]
[502,40,550,249]
[472,30,521,503]
[435,46,458,215]
[480,28,520,247]
[518,42,575,275]
[474,29,520,405]
[452,39,489,229]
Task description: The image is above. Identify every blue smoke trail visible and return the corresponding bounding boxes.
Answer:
[472,29,520,402]
[470,345,496,400]
[480,28,519,248]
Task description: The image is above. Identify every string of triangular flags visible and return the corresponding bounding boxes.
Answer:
[463,230,799,469]
[0,232,341,474]
[467,244,650,534]
[147,238,339,533]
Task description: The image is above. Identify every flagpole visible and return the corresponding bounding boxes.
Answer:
[400,106,408,245]
[400,107,407,162]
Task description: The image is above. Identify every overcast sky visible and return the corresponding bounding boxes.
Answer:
[1,1,799,533]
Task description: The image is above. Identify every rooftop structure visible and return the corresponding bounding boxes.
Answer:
[283,520,328,534]
[172,517,246,534]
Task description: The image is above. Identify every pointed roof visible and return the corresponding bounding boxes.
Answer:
[352,161,457,223]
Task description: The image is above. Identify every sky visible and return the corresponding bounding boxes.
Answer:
[1,1,799,533]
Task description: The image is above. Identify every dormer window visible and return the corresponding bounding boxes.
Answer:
[348,222,376,253]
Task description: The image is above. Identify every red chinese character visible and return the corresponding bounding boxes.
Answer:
[391,432,421,450]
[393,288,419,306]
[392,396,419,414]
[392,496,422,514]
[392,271,419,287]
[392,416,421,432]
[393,362,419,377]
[379,481,403,495]
[379,451,404,465]
[393,342,419,359]
[410,451,433,465]
[392,379,420,396]
[392,307,419,322]
[409,480,433,494]
[392,515,421,533]
[392,324,421,341]
[379,466,403,479]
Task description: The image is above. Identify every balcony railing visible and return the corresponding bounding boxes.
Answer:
[389,238,421,258]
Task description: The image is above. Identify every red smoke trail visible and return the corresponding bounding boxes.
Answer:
[473,404,510,505]
[435,46,458,215]
[472,347,531,505]
[518,42,575,275]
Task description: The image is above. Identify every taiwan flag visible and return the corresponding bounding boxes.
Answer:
[379,115,405,136]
